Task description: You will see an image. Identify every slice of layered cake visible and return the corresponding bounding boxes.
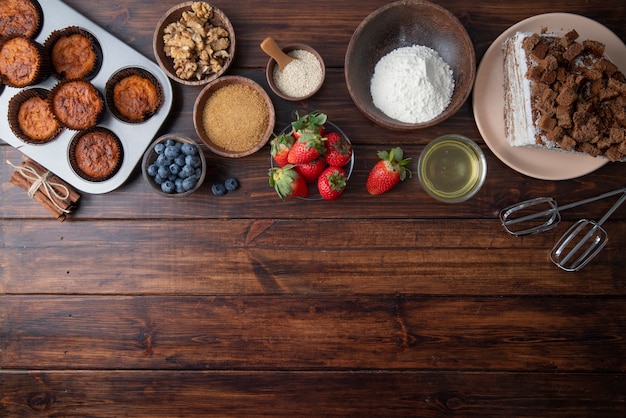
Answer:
[503,29,626,161]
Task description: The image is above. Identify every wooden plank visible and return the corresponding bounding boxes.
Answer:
[1,371,624,417]
[1,296,624,372]
[2,219,625,295]
[3,143,626,221]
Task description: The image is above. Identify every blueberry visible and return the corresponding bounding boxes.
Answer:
[169,163,180,175]
[224,177,239,191]
[179,164,194,178]
[147,163,158,177]
[164,145,179,159]
[181,142,198,155]
[155,154,172,166]
[161,180,175,193]
[165,138,176,147]
[211,182,227,196]
[185,154,202,168]
[153,175,165,185]
[182,177,197,191]
[154,143,165,154]
[157,165,170,179]
[174,154,186,167]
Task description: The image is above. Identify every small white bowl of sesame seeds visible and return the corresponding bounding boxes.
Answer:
[264,42,326,101]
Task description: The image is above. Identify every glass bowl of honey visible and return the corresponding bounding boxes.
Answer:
[417,134,486,203]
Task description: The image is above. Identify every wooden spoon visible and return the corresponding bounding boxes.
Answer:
[260,37,295,71]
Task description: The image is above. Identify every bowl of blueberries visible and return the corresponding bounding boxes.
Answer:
[142,134,206,197]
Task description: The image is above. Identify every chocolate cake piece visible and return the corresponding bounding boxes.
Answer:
[503,30,626,161]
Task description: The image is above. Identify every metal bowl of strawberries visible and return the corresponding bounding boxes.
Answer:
[269,111,355,201]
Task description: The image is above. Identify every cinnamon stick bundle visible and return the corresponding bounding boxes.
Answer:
[8,158,80,221]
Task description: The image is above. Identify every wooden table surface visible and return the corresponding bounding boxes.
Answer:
[2,0,626,416]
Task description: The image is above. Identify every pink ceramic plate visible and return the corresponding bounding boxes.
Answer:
[473,13,626,180]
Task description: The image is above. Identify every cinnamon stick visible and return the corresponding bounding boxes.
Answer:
[8,158,80,221]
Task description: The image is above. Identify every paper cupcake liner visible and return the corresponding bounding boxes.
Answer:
[8,87,64,145]
[0,0,43,39]
[68,126,124,182]
[0,36,50,87]
[44,26,103,81]
[105,66,165,124]
[48,79,104,130]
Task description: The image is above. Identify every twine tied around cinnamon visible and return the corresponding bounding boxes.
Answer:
[7,160,71,213]
[7,158,80,221]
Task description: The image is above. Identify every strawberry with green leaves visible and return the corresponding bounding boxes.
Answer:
[291,110,327,139]
[365,147,412,195]
[287,132,326,164]
[270,133,295,167]
[295,157,326,183]
[318,166,348,200]
[324,132,352,167]
[269,164,308,199]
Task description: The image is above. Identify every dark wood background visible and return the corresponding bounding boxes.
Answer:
[1,0,625,416]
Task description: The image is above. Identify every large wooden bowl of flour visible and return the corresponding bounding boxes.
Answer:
[345,0,475,130]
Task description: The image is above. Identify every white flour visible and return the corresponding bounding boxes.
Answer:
[370,45,454,123]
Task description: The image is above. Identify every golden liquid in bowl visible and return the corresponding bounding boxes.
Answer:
[418,135,486,203]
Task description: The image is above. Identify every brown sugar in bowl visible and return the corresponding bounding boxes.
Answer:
[153,1,235,86]
[193,76,275,158]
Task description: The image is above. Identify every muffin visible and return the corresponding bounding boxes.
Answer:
[69,127,123,182]
[0,36,48,87]
[45,27,102,80]
[8,88,63,144]
[49,79,104,130]
[106,67,163,123]
[0,0,43,38]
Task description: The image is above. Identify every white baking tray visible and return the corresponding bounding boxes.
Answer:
[0,0,173,194]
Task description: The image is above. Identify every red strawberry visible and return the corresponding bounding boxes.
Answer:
[365,147,412,195]
[269,164,309,199]
[287,133,326,164]
[295,157,327,183]
[318,166,347,200]
[324,132,352,167]
[291,111,327,139]
[270,133,295,167]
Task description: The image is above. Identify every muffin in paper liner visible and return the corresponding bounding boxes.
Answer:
[44,26,103,81]
[0,36,50,87]
[68,126,124,182]
[105,66,164,124]
[0,0,43,39]
[48,79,104,130]
[8,87,64,144]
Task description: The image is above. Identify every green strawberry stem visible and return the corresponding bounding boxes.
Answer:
[378,147,412,181]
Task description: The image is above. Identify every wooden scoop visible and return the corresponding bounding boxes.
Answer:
[260,37,295,71]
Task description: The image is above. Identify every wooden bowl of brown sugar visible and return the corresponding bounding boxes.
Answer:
[193,76,275,158]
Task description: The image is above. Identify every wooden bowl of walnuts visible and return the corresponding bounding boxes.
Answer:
[153,1,236,86]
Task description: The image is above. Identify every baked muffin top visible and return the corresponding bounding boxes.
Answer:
[0,0,42,38]
[112,74,160,121]
[51,33,97,80]
[18,96,60,141]
[50,80,103,130]
[73,129,122,180]
[0,36,43,87]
